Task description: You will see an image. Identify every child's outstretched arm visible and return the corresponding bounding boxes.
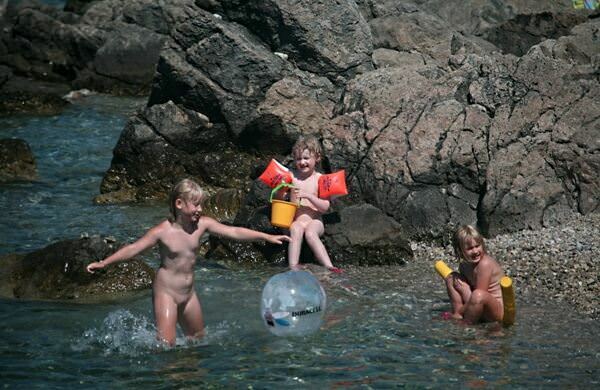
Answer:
[86,222,164,273]
[201,217,290,244]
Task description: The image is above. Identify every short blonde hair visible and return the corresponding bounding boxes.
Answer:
[169,179,204,218]
[453,225,486,261]
[292,135,322,160]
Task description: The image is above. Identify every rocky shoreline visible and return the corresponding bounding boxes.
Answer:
[411,213,600,321]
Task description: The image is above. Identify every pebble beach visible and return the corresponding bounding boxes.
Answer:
[412,213,600,321]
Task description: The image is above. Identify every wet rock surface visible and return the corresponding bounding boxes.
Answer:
[0,236,154,302]
[0,0,167,113]
[0,138,37,181]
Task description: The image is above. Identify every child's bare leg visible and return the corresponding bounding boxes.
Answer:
[288,220,306,269]
[463,289,503,324]
[445,273,469,319]
[178,292,205,340]
[453,275,471,304]
[304,220,334,269]
[153,291,178,346]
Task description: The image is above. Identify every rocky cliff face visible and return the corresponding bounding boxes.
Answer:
[1,1,598,260]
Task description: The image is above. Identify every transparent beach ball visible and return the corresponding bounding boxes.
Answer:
[261,270,327,336]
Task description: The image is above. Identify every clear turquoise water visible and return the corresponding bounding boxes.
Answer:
[1,96,599,388]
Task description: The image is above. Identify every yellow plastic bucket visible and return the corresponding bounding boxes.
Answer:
[269,183,297,229]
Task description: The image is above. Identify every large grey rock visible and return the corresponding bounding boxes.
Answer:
[219,0,374,80]
[100,100,257,201]
[0,0,166,96]
[323,203,413,265]
[0,236,154,301]
[148,10,291,135]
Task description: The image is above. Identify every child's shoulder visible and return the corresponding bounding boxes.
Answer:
[482,253,499,265]
[146,219,173,236]
[157,219,175,230]
[196,215,219,227]
[479,254,502,272]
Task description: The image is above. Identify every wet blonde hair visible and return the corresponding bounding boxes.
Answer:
[453,225,486,261]
[169,179,204,219]
[292,135,322,161]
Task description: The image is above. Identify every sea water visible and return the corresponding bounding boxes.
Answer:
[0,96,598,388]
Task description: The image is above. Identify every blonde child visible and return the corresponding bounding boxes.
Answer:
[286,136,342,273]
[87,179,290,346]
[443,225,504,323]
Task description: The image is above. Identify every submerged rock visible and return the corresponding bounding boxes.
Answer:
[0,138,37,182]
[0,236,154,302]
[0,74,69,116]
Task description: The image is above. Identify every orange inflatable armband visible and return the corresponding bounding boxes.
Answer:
[258,159,292,188]
[318,170,348,198]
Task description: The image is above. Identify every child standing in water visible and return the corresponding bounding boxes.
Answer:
[87,179,290,346]
[286,136,342,273]
[443,225,504,324]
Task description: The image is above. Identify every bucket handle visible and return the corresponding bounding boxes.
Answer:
[270,182,295,203]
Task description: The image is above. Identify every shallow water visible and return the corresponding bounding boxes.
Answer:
[1,96,599,388]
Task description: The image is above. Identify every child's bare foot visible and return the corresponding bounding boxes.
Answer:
[328,266,343,274]
[451,312,463,320]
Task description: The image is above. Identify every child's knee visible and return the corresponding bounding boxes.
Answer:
[469,289,487,304]
[304,230,321,243]
[289,224,305,237]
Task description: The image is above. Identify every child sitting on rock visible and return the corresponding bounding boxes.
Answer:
[286,136,342,273]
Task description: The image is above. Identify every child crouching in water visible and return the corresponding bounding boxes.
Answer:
[443,225,503,324]
[287,136,342,273]
[87,179,290,346]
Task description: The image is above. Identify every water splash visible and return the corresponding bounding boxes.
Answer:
[72,309,239,356]
[73,309,163,356]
